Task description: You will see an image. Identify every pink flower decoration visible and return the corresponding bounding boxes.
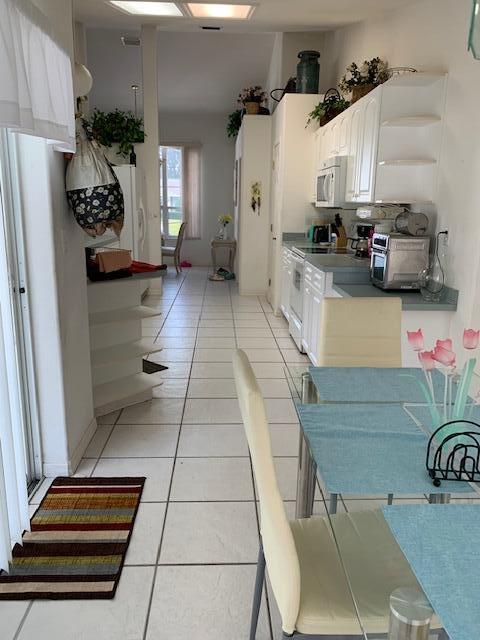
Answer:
[432,345,456,367]
[436,338,453,351]
[463,329,480,350]
[418,350,436,371]
[407,329,424,351]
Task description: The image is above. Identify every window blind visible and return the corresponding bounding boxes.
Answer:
[0,0,75,151]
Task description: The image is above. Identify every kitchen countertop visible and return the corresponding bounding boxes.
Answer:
[282,235,458,312]
[332,283,458,311]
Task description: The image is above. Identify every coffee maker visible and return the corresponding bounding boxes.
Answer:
[351,223,374,258]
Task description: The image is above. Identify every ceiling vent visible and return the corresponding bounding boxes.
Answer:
[121,36,141,46]
[201,25,221,30]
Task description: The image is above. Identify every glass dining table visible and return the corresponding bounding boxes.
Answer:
[286,365,480,640]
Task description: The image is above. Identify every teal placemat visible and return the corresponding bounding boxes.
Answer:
[383,504,480,640]
[309,367,449,403]
[297,403,473,495]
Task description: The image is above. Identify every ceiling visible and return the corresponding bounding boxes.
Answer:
[86,29,275,114]
[75,0,419,32]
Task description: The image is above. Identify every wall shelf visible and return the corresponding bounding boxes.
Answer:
[375,199,434,205]
[88,279,164,417]
[378,158,437,166]
[89,305,161,327]
[91,339,162,367]
[381,115,441,127]
[93,373,162,417]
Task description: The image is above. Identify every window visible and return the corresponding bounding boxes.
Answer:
[159,145,183,239]
[159,144,201,240]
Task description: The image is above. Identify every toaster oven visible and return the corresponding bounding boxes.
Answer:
[370,233,430,290]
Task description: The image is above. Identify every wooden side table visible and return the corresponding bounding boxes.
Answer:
[211,238,237,274]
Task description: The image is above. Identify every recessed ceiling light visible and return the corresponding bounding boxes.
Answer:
[110,1,183,16]
[186,3,255,19]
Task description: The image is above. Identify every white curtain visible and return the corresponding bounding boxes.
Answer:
[0,0,75,150]
[182,144,202,239]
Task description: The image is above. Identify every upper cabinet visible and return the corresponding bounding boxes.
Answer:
[314,73,447,206]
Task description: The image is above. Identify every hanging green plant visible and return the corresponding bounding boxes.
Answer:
[84,109,145,158]
[227,109,243,138]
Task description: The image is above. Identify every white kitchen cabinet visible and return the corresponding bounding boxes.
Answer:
[315,73,446,206]
[337,112,350,156]
[356,92,381,202]
[280,247,293,320]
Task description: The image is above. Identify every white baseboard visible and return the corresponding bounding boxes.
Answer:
[68,417,98,475]
[42,462,70,477]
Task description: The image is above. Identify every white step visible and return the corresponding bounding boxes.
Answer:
[91,339,162,367]
[93,372,164,416]
[89,305,161,327]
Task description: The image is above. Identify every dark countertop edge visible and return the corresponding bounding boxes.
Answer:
[87,270,165,286]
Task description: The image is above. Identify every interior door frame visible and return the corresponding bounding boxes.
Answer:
[0,130,42,488]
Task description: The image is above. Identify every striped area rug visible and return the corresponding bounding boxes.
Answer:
[0,476,145,600]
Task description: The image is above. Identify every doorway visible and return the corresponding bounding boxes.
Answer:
[0,130,42,491]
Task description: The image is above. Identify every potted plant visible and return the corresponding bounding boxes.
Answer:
[238,86,267,115]
[84,108,145,162]
[339,57,388,103]
[306,89,350,127]
[227,109,243,138]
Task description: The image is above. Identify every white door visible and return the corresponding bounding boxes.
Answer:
[280,250,292,320]
[308,286,323,365]
[267,142,281,308]
[302,281,312,354]
[356,93,381,203]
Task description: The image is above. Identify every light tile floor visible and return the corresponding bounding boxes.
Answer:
[8,267,436,640]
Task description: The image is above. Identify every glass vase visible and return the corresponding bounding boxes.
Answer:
[419,238,446,302]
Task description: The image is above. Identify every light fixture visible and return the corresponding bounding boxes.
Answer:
[186,3,255,19]
[110,1,183,16]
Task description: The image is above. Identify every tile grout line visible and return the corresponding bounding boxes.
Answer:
[232,289,274,640]
[141,269,207,640]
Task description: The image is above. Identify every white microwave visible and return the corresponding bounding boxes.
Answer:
[315,156,351,208]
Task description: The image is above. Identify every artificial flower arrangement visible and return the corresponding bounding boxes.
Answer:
[238,86,267,106]
[407,328,480,427]
[217,214,233,240]
[218,214,232,227]
[339,57,388,102]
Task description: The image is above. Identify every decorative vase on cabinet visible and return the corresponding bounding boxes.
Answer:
[296,50,320,94]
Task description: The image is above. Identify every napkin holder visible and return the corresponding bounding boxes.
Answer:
[426,419,480,486]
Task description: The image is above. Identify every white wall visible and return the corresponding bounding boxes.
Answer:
[159,113,234,266]
[86,28,274,116]
[22,0,95,474]
[266,31,333,113]
[326,0,480,343]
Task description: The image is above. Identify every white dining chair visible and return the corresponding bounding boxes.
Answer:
[317,297,402,367]
[233,348,432,639]
[162,221,187,274]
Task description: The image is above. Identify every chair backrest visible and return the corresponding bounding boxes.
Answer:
[175,221,187,253]
[232,349,301,636]
[318,297,402,367]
